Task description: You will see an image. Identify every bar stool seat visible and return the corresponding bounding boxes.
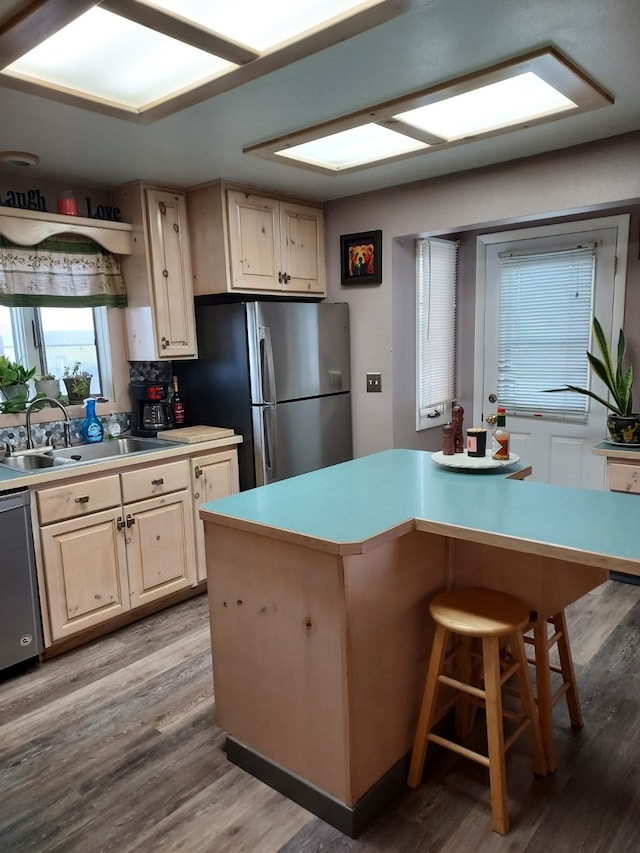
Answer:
[524,609,583,772]
[407,587,548,835]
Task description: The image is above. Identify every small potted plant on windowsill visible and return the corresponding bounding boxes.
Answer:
[545,316,639,445]
[0,356,37,412]
[35,373,61,405]
[62,361,92,404]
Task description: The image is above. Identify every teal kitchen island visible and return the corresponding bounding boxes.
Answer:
[199,449,640,835]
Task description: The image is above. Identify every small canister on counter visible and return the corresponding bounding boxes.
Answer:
[442,422,455,455]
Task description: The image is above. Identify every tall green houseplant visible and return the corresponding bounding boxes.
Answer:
[546,316,638,443]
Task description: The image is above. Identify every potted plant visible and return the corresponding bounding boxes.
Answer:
[63,361,92,404]
[0,356,37,412]
[35,372,61,405]
[546,316,639,444]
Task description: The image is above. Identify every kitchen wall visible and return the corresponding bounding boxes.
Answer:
[324,131,640,459]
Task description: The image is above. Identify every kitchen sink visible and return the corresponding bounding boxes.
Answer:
[0,437,172,471]
[0,453,59,471]
[47,437,170,463]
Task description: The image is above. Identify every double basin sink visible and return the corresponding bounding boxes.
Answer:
[0,437,171,472]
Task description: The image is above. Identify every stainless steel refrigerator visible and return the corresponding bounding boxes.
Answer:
[174,300,352,490]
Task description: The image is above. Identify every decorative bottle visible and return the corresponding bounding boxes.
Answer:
[170,375,185,426]
[492,407,510,460]
[452,402,464,454]
[81,398,104,443]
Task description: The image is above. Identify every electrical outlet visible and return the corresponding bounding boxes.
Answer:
[366,372,382,393]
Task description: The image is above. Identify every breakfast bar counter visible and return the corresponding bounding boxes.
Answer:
[199,449,640,835]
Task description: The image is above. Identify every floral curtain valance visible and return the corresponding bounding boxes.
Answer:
[0,234,127,307]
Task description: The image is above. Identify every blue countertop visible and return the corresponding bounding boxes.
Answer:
[200,449,640,571]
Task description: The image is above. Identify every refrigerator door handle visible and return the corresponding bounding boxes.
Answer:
[260,324,277,405]
[263,403,278,481]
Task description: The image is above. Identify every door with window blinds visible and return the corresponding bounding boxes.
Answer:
[480,221,626,490]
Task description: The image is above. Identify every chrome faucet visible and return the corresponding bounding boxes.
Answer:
[25,397,72,449]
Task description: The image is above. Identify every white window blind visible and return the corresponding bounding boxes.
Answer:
[498,245,596,420]
[416,237,458,430]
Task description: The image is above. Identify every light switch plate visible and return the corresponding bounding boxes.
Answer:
[366,372,382,392]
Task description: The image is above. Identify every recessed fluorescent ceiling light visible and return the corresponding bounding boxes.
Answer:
[246,48,612,174]
[1,0,390,117]
[394,73,576,140]
[5,8,232,109]
[150,0,367,51]
[277,124,428,169]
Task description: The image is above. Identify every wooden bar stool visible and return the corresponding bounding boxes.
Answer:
[407,587,547,835]
[524,609,583,773]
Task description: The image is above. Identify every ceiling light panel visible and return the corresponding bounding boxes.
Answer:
[4,7,234,109]
[394,73,576,140]
[276,124,428,170]
[248,48,613,175]
[150,0,372,51]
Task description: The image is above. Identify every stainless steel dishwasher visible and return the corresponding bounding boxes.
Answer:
[0,487,42,674]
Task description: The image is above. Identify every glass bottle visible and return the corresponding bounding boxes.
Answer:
[492,407,510,460]
[170,375,185,426]
[81,398,104,443]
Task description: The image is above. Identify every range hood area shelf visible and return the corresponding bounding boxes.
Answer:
[0,206,133,254]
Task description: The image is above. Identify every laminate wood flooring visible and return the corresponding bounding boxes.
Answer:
[2,580,640,853]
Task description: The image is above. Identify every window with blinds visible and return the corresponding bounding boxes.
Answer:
[416,237,458,430]
[498,245,596,421]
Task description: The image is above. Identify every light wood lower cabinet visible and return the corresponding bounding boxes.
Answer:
[39,506,129,640]
[191,448,240,582]
[125,490,195,607]
[36,459,197,643]
[607,459,640,494]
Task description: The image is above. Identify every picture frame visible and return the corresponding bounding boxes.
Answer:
[340,229,382,285]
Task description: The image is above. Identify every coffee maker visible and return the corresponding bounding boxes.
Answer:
[130,381,173,437]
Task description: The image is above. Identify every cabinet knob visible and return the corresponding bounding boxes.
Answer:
[126,514,136,528]
[194,465,203,478]
[117,516,126,531]
[161,336,168,349]
[74,495,90,504]
[151,478,164,486]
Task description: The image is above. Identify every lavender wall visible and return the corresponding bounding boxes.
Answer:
[324,132,640,458]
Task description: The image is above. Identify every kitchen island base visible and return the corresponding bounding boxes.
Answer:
[201,450,631,835]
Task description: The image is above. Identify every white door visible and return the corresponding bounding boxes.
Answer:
[475,216,629,489]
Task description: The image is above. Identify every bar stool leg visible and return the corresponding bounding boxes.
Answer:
[552,611,583,728]
[455,635,473,740]
[511,632,548,777]
[408,624,448,788]
[482,636,509,835]
[532,619,556,773]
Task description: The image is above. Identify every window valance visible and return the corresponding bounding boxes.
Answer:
[0,234,127,308]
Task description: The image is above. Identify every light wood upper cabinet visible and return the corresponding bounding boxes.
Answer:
[187,181,325,297]
[112,182,197,360]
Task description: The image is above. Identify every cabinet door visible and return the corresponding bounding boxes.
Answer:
[126,490,196,608]
[279,201,326,295]
[146,188,197,358]
[40,508,129,641]
[227,191,280,291]
[192,449,240,582]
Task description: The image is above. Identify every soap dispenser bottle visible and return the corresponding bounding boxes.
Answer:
[82,398,104,443]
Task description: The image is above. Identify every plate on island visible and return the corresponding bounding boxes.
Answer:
[601,438,640,448]
[431,450,520,470]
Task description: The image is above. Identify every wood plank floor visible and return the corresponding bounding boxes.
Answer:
[2,579,640,852]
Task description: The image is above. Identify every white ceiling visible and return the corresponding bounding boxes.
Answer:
[1,0,639,202]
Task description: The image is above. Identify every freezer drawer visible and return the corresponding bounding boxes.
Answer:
[253,392,352,485]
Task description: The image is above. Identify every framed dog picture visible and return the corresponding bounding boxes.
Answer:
[340,230,382,286]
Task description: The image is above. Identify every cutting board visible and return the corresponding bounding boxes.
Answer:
[160,425,235,444]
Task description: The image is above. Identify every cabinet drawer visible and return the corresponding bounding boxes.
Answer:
[120,459,190,503]
[36,475,121,525]
[608,461,640,494]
